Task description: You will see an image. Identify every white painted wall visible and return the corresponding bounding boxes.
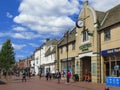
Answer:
[44,46,56,74]
[34,50,40,75]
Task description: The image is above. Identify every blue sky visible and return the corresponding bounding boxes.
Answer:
[0,0,119,61]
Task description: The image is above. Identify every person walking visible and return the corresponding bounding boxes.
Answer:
[57,71,61,83]
[67,70,71,83]
[39,71,42,79]
[22,70,27,82]
[46,71,49,81]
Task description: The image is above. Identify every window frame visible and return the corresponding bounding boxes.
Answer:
[104,29,111,41]
[81,29,89,43]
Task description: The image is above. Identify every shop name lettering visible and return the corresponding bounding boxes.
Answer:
[79,43,92,51]
[107,48,120,54]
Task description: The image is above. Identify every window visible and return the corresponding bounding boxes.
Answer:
[72,42,75,50]
[66,45,69,52]
[82,30,88,42]
[104,29,111,41]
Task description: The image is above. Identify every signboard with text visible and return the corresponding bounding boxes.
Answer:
[101,47,120,56]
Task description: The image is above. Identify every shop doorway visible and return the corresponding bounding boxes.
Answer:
[81,56,91,82]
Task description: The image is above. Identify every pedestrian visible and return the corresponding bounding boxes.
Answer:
[39,71,42,79]
[67,70,71,83]
[49,73,52,80]
[57,71,61,83]
[22,71,27,82]
[46,71,49,81]
[61,70,65,77]
[28,71,31,79]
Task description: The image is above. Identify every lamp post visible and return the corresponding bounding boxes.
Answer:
[39,47,43,78]
[66,30,69,83]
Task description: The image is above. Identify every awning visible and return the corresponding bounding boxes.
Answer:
[78,52,96,58]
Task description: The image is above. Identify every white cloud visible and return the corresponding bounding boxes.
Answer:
[29,43,39,47]
[13,0,120,36]
[12,26,27,31]
[0,31,41,39]
[14,0,80,34]
[13,0,120,39]
[12,43,26,50]
[11,32,41,39]
[15,55,26,61]
[88,0,120,11]
[6,12,13,18]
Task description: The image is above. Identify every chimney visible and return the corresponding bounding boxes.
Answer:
[46,38,50,42]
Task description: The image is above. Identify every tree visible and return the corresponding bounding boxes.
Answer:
[0,39,15,79]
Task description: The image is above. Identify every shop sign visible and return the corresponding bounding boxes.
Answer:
[79,43,92,51]
[101,47,120,55]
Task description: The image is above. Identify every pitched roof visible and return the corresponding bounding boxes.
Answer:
[45,38,58,46]
[58,27,76,47]
[45,46,56,56]
[100,4,120,29]
[96,11,105,24]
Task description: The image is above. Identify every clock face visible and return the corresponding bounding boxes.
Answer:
[76,20,83,28]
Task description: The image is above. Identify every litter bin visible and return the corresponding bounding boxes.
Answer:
[73,74,79,81]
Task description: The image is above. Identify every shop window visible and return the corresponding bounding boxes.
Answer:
[116,55,120,61]
[104,29,111,41]
[106,62,109,76]
[104,56,109,62]
[111,61,115,76]
[110,55,115,61]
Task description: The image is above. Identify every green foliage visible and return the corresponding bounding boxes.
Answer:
[0,39,15,71]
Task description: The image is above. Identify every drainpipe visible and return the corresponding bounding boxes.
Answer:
[97,23,101,83]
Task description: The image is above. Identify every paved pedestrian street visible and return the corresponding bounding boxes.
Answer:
[0,76,120,90]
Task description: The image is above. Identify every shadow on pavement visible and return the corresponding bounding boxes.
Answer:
[0,80,6,85]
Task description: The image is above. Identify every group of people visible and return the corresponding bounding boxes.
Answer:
[83,70,91,82]
[45,71,52,80]
[21,69,72,82]
[22,70,32,82]
[45,70,71,82]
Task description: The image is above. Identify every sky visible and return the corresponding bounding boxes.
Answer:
[0,0,120,61]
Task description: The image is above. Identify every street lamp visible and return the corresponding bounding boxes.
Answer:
[39,47,43,78]
[66,30,69,83]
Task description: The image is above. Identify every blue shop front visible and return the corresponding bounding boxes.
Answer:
[101,47,120,87]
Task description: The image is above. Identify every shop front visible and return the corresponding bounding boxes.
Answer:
[77,52,100,83]
[101,47,120,82]
[81,56,91,82]
[61,57,75,76]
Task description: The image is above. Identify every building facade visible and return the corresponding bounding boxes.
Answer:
[58,28,76,76]
[100,4,120,83]
[75,1,120,83]
[34,47,42,75]
[34,38,58,75]
[44,39,58,75]
[75,1,103,83]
